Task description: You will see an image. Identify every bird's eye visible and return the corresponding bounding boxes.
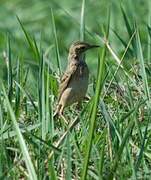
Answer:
[81,47,85,49]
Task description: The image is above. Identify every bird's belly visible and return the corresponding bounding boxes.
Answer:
[70,76,88,96]
[61,76,89,106]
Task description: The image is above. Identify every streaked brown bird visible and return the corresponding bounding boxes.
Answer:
[55,41,99,121]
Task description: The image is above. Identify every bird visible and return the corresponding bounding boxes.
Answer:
[54,41,99,122]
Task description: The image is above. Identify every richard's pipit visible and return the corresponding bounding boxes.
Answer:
[55,41,99,120]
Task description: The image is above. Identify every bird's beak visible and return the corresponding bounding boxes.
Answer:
[88,45,100,49]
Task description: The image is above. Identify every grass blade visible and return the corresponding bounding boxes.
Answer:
[80,0,85,41]
[51,8,62,74]
[15,58,21,117]
[136,29,150,101]
[14,81,38,112]
[100,100,121,143]
[121,6,137,56]
[108,119,135,179]
[38,53,46,139]
[2,84,37,180]
[7,36,13,102]
[147,0,151,62]
[135,118,149,171]
[17,16,40,61]
[65,134,72,180]
[98,130,106,180]
[81,47,106,180]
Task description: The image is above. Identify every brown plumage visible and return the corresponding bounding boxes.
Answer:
[55,41,99,118]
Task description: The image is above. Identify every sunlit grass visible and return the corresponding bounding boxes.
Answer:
[0,0,151,179]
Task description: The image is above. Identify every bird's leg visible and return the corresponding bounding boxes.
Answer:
[59,105,69,124]
[60,114,68,124]
[54,104,68,124]
[53,104,61,118]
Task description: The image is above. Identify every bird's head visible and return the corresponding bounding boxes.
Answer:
[69,41,99,55]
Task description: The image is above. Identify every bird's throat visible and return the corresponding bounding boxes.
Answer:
[68,52,85,62]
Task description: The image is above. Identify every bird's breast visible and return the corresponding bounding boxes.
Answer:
[76,61,89,77]
[60,61,89,106]
[69,63,89,98]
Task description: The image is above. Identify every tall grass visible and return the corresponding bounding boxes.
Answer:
[0,0,151,179]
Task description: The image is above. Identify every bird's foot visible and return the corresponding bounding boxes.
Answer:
[53,111,69,125]
[60,114,69,124]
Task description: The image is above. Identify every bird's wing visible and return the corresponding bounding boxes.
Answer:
[58,62,78,101]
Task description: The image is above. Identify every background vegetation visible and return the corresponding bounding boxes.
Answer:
[0,0,151,179]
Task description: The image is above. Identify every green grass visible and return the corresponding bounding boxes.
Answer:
[0,0,151,179]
